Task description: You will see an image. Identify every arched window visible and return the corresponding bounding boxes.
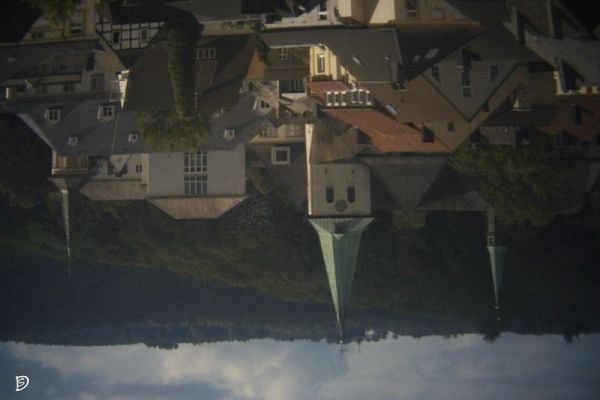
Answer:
[347,187,356,203]
[326,187,334,203]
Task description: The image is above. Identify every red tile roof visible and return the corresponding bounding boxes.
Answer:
[324,109,450,153]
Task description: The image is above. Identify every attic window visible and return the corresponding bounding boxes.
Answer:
[447,122,455,132]
[97,104,115,119]
[196,47,216,60]
[271,146,291,165]
[45,108,61,123]
[259,100,271,109]
[425,48,439,59]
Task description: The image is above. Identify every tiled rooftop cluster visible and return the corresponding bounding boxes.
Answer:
[2,0,599,334]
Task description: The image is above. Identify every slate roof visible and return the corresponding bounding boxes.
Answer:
[261,28,478,83]
[97,0,185,24]
[417,165,491,212]
[324,108,450,153]
[359,155,448,215]
[6,96,142,156]
[0,40,97,85]
[261,28,402,82]
[167,0,294,22]
[124,35,257,112]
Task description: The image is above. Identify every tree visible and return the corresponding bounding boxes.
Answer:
[24,0,78,29]
[138,22,210,151]
[138,110,209,151]
[449,138,574,227]
[0,114,51,208]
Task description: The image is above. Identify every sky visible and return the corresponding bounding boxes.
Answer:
[1,333,599,400]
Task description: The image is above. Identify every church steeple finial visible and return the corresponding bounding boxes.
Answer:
[49,177,83,277]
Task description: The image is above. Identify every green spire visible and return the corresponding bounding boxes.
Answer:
[309,217,373,338]
[487,245,507,309]
[49,177,83,276]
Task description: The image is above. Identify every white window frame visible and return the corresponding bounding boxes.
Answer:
[271,146,291,165]
[184,175,208,196]
[184,151,208,174]
[317,54,326,74]
[45,108,61,123]
[98,104,115,119]
[259,100,271,110]
[184,151,208,196]
[278,48,289,61]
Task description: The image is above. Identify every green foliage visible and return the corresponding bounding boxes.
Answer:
[246,167,277,194]
[449,140,573,227]
[166,23,197,116]
[138,110,209,151]
[24,0,77,28]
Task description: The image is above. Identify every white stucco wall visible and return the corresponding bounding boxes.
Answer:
[146,147,245,197]
[207,145,246,195]
[147,152,185,196]
[308,163,371,216]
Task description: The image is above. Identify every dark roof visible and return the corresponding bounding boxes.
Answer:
[261,28,402,82]
[0,40,97,84]
[7,96,141,156]
[417,165,491,212]
[359,155,447,215]
[446,0,511,27]
[97,0,186,24]
[261,28,478,82]
[115,49,146,69]
[124,35,257,112]
[167,0,293,21]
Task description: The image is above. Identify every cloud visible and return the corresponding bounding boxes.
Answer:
[1,334,599,400]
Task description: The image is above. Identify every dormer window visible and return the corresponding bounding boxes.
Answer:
[196,47,216,60]
[45,108,61,123]
[97,104,115,119]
